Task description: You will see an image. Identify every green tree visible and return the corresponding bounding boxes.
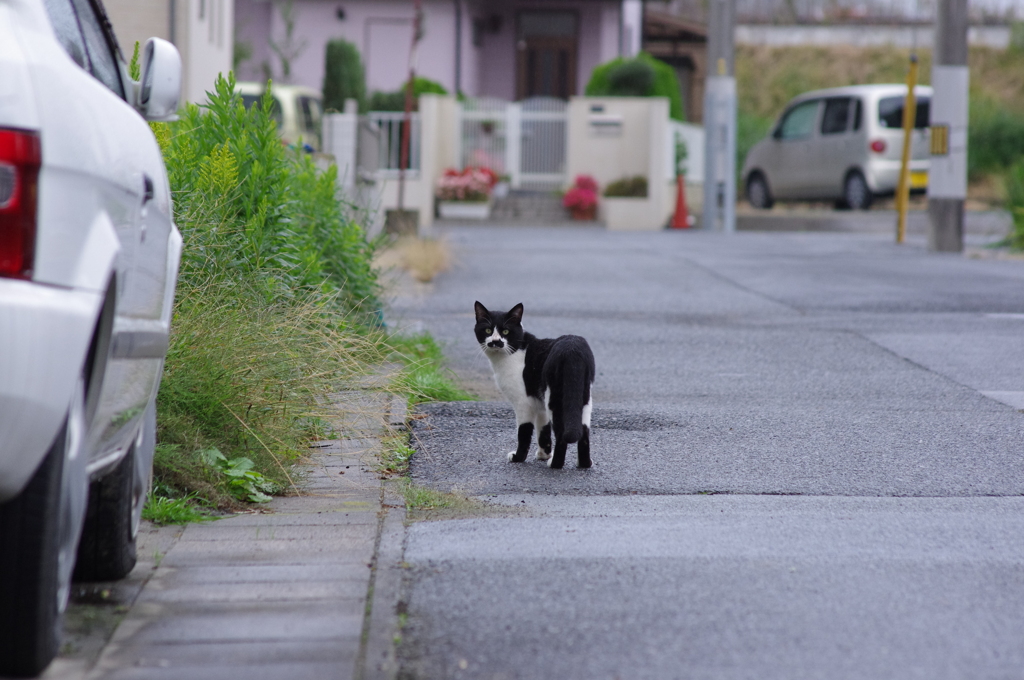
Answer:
[323,39,366,113]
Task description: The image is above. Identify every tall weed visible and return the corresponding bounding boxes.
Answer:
[1005,160,1024,250]
[155,73,379,312]
[153,73,390,506]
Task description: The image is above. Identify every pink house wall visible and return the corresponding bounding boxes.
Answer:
[234,0,621,100]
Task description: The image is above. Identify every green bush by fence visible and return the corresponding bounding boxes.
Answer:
[368,77,448,112]
[585,52,685,121]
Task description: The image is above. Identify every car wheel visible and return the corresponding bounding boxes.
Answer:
[73,442,138,582]
[746,173,774,209]
[844,171,873,210]
[0,378,88,677]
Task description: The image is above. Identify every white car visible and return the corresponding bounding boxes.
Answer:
[743,84,933,210]
[0,0,182,675]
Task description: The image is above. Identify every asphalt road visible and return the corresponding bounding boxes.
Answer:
[387,224,1024,680]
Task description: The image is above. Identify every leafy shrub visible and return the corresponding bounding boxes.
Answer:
[603,175,648,198]
[323,39,366,113]
[368,77,448,112]
[607,59,656,96]
[155,73,378,311]
[586,52,685,121]
[968,97,1024,179]
[1006,159,1024,250]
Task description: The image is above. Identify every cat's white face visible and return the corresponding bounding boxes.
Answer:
[474,301,525,356]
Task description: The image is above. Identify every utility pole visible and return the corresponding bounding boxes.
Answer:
[928,0,969,252]
[702,0,736,233]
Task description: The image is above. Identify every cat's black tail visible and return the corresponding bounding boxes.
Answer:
[548,336,596,445]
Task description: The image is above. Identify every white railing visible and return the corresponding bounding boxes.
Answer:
[362,112,421,177]
[519,97,568,190]
[457,97,568,191]
[459,97,510,177]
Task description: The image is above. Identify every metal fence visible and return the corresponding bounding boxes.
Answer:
[459,98,510,176]
[457,97,568,191]
[519,98,568,190]
[359,112,421,177]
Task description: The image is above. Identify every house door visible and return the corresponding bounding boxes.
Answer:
[516,12,577,100]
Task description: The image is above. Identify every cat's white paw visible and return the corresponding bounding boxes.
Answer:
[536,448,551,461]
[507,451,518,462]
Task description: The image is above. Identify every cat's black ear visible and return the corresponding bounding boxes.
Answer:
[474,301,490,323]
[507,303,524,325]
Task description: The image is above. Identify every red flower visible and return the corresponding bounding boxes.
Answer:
[563,187,597,210]
[573,175,598,194]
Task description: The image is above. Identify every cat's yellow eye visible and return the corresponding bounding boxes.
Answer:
[485,328,492,334]
[502,329,509,335]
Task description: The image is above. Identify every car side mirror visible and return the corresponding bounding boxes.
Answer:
[137,38,181,122]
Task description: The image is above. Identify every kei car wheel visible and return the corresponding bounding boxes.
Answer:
[844,171,873,210]
[0,377,88,677]
[746,172,774,209]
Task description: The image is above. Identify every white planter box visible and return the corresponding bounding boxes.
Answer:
[438,200,491,220]
[602,196,657,231]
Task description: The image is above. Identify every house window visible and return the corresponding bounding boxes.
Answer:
[516,11,577,100]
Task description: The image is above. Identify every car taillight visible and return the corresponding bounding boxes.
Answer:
[0,128,41,280]
[869,139,886,154]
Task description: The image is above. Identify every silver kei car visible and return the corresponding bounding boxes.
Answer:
[742,84,933,210]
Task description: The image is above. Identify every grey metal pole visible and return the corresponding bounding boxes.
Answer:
[702,0,736,233]
[927,0,969,252]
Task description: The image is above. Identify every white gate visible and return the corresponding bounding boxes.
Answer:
[458,97,568,191]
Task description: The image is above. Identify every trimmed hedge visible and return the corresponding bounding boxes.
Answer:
[586,52,685,121]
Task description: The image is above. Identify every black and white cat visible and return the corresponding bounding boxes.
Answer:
[474,301,596,469]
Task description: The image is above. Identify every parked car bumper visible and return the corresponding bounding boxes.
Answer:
[866,158,930,194]
[0,279,101,501]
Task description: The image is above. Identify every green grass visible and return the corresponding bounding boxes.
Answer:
[141,492,216,526]
[377,434,416,476]
[398,479,459,511]
[387,333,474,405]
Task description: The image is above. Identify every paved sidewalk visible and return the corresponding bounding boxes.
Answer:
[62,401,406,680]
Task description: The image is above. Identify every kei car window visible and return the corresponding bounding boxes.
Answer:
[852,98,863,131]
[778,100,818,140]
[42,0,89,70]
[69,0,125,99]
[878,96,931,130]
[821,97,851,135]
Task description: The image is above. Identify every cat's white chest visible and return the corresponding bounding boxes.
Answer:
[488,350,527,402]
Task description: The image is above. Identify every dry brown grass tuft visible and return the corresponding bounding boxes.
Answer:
[376,236,453,283]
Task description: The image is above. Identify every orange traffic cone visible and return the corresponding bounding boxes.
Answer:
[671,174,691,229]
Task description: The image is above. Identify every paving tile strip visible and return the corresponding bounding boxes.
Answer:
[82,398,407,680]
